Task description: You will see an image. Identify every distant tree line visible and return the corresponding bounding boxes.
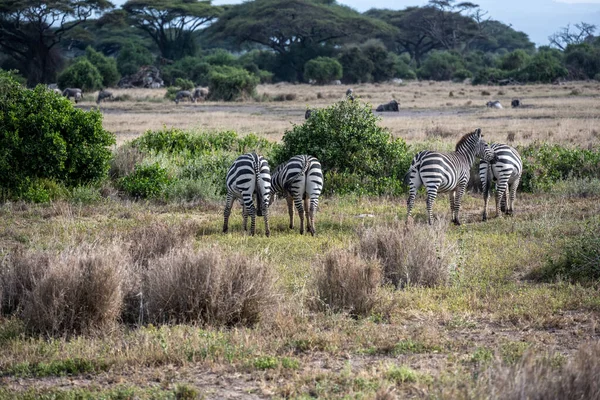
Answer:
[1,0,599,91]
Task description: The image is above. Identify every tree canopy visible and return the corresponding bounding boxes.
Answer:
[0,0,113,84]
[123,0,222,60]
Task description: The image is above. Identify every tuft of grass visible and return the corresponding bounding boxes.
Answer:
[386,365,420,384]
[309,249,382,317]
[143,246,276,326]
[358,220,455,288]
[4,358,108,377]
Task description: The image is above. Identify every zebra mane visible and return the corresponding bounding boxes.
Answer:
[455,128,481,152]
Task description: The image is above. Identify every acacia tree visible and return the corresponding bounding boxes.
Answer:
[549,22,596,51]
[0,0,113,85]
[207,0,390,81]
[123,0,222,60]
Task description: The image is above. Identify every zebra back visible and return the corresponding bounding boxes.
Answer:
[226,153,271,204]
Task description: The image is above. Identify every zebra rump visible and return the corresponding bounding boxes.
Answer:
[479,143,523,220]
[271,155,324,235]
[223,153,271,236]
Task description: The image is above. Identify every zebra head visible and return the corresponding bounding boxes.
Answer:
[456,128,496,163]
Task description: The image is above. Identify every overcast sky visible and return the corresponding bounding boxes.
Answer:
[114,0,600,46]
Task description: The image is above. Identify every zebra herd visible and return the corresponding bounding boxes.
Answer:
[223,129,523,236]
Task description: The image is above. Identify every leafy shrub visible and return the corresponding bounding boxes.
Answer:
[273,100,412,196]
[143,246,276,326]
[57,58,103,91]
[499,49,531,71]
[517,51,568,83]
[116,43,154,76]
[0,76,115,200]
[361,40,400,82]
[119,163,171,199]
[338,46,374,83]
[161,57,212,86]
[453,69,473,81]
[472,68,508,85]
[309,249,381,317]
[358,220,455,288]
[174,77,195,90]
[207,65,259,101]
[519,143,600,192]
[85,46,120,87]
[564,43,600,80]
[418,51,465,81]
[304,57,343,84]
[0,69,26,85]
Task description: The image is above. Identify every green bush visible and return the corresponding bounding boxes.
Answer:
[565,43,600,80]
[207,65,259,101]
[273,100,412,196]
[161,57,212,86]
[175,77,195,90]
[453,69,473,82]
[117,43,154,76]
[361,40,399,82]
[517,51,568,83]
[338,46,374,83]
[119,163,171,199]
[472,68,508,85]
[57,58,103,91]
[499,49,531,71]
[0,69,26,85]
[85,46,120,88]
[519,143,600,192]
[0,75,115,201]
[304,57,343,84]
[418,51,465,81]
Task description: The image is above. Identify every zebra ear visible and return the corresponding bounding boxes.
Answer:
[474,128,482,138]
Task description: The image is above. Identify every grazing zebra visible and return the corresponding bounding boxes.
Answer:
[270,155,324,236]
[223,153,272,236]
[404,128,497,225]
[479,143,523,221]
[486,100,503,109]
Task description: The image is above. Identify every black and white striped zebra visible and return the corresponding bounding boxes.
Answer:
[404,128,497,225]
[223,153,271,236]
[270,155,324,236]
[479,143,523,221]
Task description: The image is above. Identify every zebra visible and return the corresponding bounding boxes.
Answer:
[192,87,209,102]
[404,128,497,225]
[174,90,194,104]
[486,100,503,109]
[270,155,324,236]
[96,89,113,104]
[479,143,523,221]
[63,88,82,103]
[223,153,272,237]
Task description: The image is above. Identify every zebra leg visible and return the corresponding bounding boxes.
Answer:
[482,168,491,221]
[303,196,311,236]
[242,203,249,231]
[449,191,457,224]
[425,188,438,225]
[241,193,257,235]
[453,183,467,226]
[293,196,305,234]
[286,194,294,229]
[406,173,421,222]
[223,193,234,233]
[263,201,270,237]
[495,180,508,218]
[308,197,318,236]
[508,178,520,216]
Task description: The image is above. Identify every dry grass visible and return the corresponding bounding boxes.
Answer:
[359,220,455,288]
[477,341,600,400]
[309,249,382,317]
[143,246,276,326]
[1,245,129,336]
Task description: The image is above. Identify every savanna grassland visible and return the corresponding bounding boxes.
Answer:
[1,81,600,399]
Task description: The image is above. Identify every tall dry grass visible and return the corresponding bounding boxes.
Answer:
[309,249,382,317]
[127,221,199,267]
[358,220,455,288]
[142,246,277,326]
[1,245,130,336]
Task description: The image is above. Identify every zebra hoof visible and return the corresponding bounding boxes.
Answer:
[482,215,487,222]
[452,219,461,226]
[265,231,271,237]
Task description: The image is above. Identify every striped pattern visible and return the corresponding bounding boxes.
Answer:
[271,155,323,236]
[405,128,496,225]
[479,143,523,221]
[223,153,271,236]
